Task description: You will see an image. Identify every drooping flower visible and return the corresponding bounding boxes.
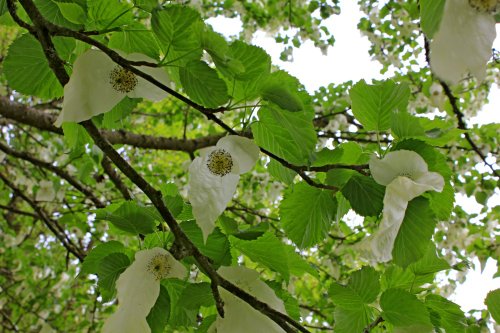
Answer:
[188,136,260,241]
[361,150,445,262]
[35,180,55,202]
[102,247,186,333]
[209,266,287,333]
[55,49,171,126]
[429,0,497,85]
[429,82,445,110]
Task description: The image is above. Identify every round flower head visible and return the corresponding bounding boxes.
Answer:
[102,247,186,333]
[188,136,260,241]
[54,49,171,126]
[360,150,444,262]
[210,266,286,333]
[430,0,496,85]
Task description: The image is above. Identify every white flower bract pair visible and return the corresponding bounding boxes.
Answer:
[208,266,287,333]
[102,247,186,333]
[55,49,171,126]
[188,136,260,241]
[360,150,445,262]
[430,0,497,85]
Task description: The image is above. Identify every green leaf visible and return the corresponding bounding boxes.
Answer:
[350,80,410,132]
[267,159,296,185]
[329,267,380,309]
[178,282,215,309]
[381,265,434,291]
[97,252,130,297]
[326,169,357,188]
[419,0,446,38]
[180,220,231,266]
[159,183,184,218]
[55,1,87,25]
[108,24,160,59]
[393,197,437,268]
[86,0,133,30]
[334,306,374,333]
[280,182,336,248]
[147,285,170,333]
[391,110,425,139]
[252,105,316,165]
[268,282,301,320]
[134,0,158,12]
[95,201,158,235]
[197,315,217,333]
[409,244,450,276]
[179,60,229,108]
[425,294,466,333]
[213,40,270,81]
[314,142,369,167]
[162,279,198,327]
[285,244,318,278]
[485,289,500,324]
[4,35,75,99]
[80,241,126,275]
[380,289,433,330]
[230,232,316,280]
[341,174,385,216]
[100,97,139,129]
[428,182,454,220]
[62,123,92,149]
[330,284,364,310]
[151,5,202,64]
[260,71,306,112]
[349,267,380,304]
[0,0,6,16]
[34,0,82,29]
[201,27,229,63]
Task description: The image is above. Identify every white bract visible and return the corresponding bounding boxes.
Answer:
[429,82,445,110]
[55,49,171,126]
[35,180,56,202]
[209,266,286,333]
[430,0,497,85]
[362,150,444,262]
[188,136,260,241]
[102,247,186,333]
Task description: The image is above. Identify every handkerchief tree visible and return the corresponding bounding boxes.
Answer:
[0,0,499,332]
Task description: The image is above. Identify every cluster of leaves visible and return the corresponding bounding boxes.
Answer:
[0,0,499,332]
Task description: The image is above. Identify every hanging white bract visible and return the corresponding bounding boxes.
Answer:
[208,266,287,333]
[360,150,444,262]
[102,247,186,333]
[188,136,260,241]
[55,49,171,126]
[35,180,56,202]
[430,0,497,85]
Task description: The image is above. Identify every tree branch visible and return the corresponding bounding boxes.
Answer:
[0,170,86,261]
[0,96,223,152]
[101,156,132,200]
[0,140,105,208]
[13,0,310,330]
[423,37,499,178]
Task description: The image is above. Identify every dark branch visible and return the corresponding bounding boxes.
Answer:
[423,37,499,178]
[0,170,85,261]
[0,140,105,208]
[14,1,309,330]
[0,96,223,152]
